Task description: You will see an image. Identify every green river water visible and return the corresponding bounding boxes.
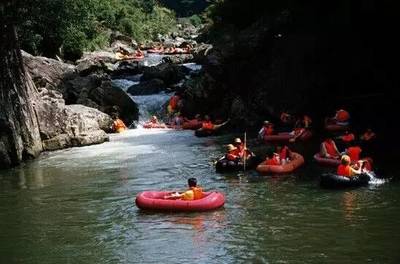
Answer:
[1,129,399,263]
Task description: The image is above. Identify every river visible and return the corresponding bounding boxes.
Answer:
[1,127,399,263]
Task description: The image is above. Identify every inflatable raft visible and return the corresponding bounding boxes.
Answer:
[325,123,349,132]
[313,153,341,167]
[256,152,304,174]
[182,120,202,130]
[320,173,370,189]
[215,156,260,173]
[264,130,312,143]
[143,123,168,129]
[135,191,225,212]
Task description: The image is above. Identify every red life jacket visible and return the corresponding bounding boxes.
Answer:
[226,149,240,161]
[342,133,355,142]
[347,146,362,162]
[323,140,338,156]
[337,164,352,176]
[279,146,289,160]
[336,110,350,122]
[266,156,280,166]
[202,121,214,130]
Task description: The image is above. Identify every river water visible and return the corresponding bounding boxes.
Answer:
[0,127,399,263]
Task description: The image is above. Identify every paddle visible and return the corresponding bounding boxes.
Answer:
[243,132,247,172]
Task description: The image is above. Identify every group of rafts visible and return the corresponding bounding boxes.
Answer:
[113,107,378,212]
[114,44,192,61]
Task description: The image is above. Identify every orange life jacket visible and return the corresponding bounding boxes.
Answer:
[337,164,352,177]
[191,187,204,200]
[113,119,126,131]
[347,146,362,162]
[169,95,180,110]
[336,110,350,122]
[226,149,240,161]
[202,121,214,130]
[323,140,338,156]
[342,133,355,142]
[265,125,274,136]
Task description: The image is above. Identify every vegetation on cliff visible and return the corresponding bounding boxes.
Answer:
[16,0,177,60]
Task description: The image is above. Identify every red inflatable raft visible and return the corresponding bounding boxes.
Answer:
[325,123,349,132]
[135,191,225,212]
[143,123,168,129]
[313,153,341,167]
[182,120,202,130]
[256,152,305,174]
[264,130,313,143]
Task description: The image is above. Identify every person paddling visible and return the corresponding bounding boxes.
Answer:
[337,155,364,177]
[164,178,204,201]
[258,121,275,140]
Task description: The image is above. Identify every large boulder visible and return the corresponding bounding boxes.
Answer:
[22,50,75,93]
[64,74,139,125]
[127,79,165,95]
[23,52,139,126]
[141,63,188,86]
[36,88,112,151]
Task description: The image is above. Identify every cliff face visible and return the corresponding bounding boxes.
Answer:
[0,22,43,168]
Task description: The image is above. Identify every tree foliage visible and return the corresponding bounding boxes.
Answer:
[15,0,177,60]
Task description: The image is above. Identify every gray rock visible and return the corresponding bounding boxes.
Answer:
[141,63,188,86]
[127,79,165,95]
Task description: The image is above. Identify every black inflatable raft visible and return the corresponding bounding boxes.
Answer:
[320,173,370,189]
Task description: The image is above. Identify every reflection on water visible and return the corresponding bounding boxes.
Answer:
[0,129,399,263]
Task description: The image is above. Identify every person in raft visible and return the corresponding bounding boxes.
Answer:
[164,178,204,200]
[258,121,275,140]
[337,155,365,177]
[339,130,355,144]
[264,151,281,166]
[135,48,144,57]
[221,144,241,166]
[276,145,291,165]
[327,109,351,126]
[199,115,229,131]
[111,115,127,133]
[167,92,181,116]
[345,140,362,163]
[320,136,341,159]
[233,138,255,160]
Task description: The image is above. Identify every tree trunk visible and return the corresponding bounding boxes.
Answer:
[0,2,42,169]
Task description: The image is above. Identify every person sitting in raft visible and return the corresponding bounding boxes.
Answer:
[280,111,292,124]
[326,109,351,126]
[111,115,127,133]
[345,140,363,163]
[164,178,204,201]
[258,121,275,140]
[339,130,355,144]
[233,138,255,160]
[167,93,181,117]
[337,155,364,177]
[265,151,281,166]
[320,136,341,159]
[135,48,144,58]
[360,128,376,142]
[170,112,184,129]
[224,144,241,165]
[295,114,312,129]
[276,145,291,165]
[199,115,229,131]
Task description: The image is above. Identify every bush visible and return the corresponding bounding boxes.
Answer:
[62,27,87,61]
